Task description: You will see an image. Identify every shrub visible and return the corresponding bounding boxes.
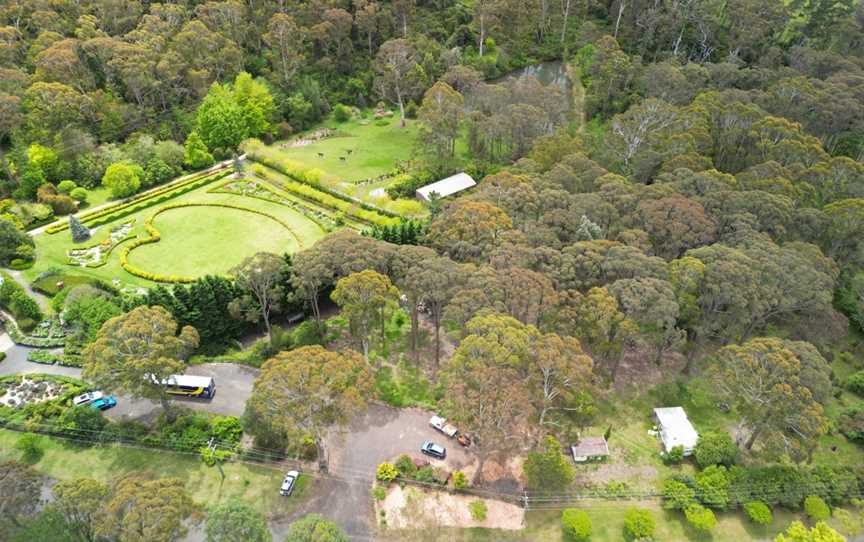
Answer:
[57,180,77,194]
[210,416,243,446]
[694,431,738,468]
[9,258,33,270]
[70,187,88,202]
[15,433,44,463]
[10,290,43,322]
[102,161,143,198]
[561,509,592,542]
[663,444,685,464]
[694,465,730,508]
[524,435,575,492]
[685,504,716,532]
[623,508,655,539]
[376,462,398,482]
[414,466,435,484]
[0,352,5,363]
[333,104,351,123]
[804,495,830,521]
[848,371,864,396]
[838,405,864,443]
[468,500,487,521]
[662,478,696,509]
[372,485,386,501]
[743,501,773,525]
[453,470,468,490]
[394,454,417,477]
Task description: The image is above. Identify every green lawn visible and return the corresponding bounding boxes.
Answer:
[127,204,301,279]
[0,429,312,518]
[274,115,419,183]
[25,180,326,288]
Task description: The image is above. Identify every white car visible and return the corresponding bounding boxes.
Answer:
[72,391,104,406]
[280,470,300,496]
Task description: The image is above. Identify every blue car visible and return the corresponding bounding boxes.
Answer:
[90,396,117,411]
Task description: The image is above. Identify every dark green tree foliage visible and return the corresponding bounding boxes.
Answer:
[0,218,34,265]
[524,436,576,493]
[284,513,348,542]
[126,276,245,353]
[68,215,90,243]
[362,220,424,245]
[205,498,271,542]
[694,432,739,468]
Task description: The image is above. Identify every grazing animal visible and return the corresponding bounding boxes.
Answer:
[339,156,347,162]
[347,149,353,155]
[317,152,324,158]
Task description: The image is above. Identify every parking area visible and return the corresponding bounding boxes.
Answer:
[107,363,258,420]
[273,403,479,540]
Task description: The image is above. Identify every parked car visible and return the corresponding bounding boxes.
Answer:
[429,415,458,438]
[420,441,446,460]
[280,470,300,496]
[90,396,117,411]
[73,391,104,406]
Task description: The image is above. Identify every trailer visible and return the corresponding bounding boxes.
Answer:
[429,415,458,438]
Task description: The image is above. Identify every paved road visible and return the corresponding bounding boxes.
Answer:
[273,403,477,540]
[1,333,257,419]
[5,270,50,311]
[0,338,80,378]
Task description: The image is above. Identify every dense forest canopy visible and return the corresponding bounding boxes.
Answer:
[1,1,864,539]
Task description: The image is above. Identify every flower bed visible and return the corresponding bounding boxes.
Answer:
[119,202,304,284]
[66,219,135,268]
[28,317,66,340]
[27,350,60,365]
[243,140,400,219]
[250,165,398,228]
[45,168,231,234]
[210,178,344,231]
[1,316,66,347]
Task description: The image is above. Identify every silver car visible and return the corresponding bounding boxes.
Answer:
[72,391,104,406]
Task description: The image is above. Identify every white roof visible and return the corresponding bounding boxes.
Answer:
[416,172,476,200]
[654,407,699,453]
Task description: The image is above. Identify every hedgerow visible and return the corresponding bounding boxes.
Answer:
[45,168,230,234]
[250,163,398,228]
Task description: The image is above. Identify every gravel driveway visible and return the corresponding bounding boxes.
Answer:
[106,363,258,420]
[273,403,477,540]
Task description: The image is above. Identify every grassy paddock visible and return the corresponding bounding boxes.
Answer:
[0,429,311,518]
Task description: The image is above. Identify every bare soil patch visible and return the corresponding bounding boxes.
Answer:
[377,485,524,531]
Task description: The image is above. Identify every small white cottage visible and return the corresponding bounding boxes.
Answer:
[653,407,699,456]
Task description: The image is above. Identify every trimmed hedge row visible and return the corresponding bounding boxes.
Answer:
[251,165,398,228]
[119,202,303,284]
[243,145,400,218]
[209,179,334,232]
[1,315,66,347]
[45,168,231,234]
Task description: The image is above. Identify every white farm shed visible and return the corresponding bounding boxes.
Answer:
[653,407,699,455]
[416,172,476,202]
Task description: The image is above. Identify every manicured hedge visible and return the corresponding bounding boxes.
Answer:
[209,179,334,232]
[119,202,302,284]
[250,164,398,228]
[45,168,230,234]
[243,142,400,218]
[1,316,66,347]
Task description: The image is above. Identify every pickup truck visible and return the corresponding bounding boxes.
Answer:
[429,415,458,438]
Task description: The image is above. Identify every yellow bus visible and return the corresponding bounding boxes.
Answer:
[162,375,216,399]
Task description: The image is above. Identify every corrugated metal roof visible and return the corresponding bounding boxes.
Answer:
[416,172,477,200]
